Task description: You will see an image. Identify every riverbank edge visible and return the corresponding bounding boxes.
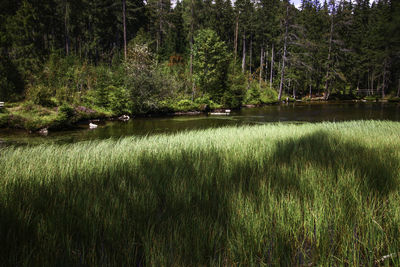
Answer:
[1,97,399,134]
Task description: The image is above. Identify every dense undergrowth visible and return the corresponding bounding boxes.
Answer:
[0,121,399,265]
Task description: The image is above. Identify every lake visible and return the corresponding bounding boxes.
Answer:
[1,101,400,145]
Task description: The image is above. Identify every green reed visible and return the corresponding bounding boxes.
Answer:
[0,120,399,266]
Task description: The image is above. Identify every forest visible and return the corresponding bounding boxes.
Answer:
[1,0,399,130]
[0,0,400,116]
[1,1,400,265]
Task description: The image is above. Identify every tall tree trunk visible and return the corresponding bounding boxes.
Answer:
[158,0,163,54]
[249,36,252,74]
[309,84,312,98]
[324,13,334,100]
[265,46,268,83]
[278,5,289,102]
[79,37,82,59]
[234,15,239,63]
[397,78,400,97]
[122,0,127,61]
[64,0,69,56]
[278,59,280,74]
[371,70,375,95]
[156,0,162,53]
[270,44,274,88]
[190,0,195,100]
[259,46,264,86]
[382,58,387,99]
[242,32,246,73]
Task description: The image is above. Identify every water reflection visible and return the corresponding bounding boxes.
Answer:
[1,102,399,145]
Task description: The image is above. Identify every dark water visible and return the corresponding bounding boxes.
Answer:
[1,101,400,145]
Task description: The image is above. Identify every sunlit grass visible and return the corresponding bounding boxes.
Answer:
[0,120,399,265]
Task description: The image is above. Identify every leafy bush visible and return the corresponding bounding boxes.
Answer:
[222,65,246,108]
[39,53,125,108]
[95,84,111,108]
[23,117,52,131]
[0,106,6,114]
[388,96,400,102]
[0,55,24,101]
[52,103,75,128]
[59,103,75,118]
[260,86,278,103]
[193,29,229,102]
[173,99,197,112]
[26,85,56,107]
[109,86,131,115]
[364,96,378,101]
[244,82,262,105]
[0,113,9,127]
[124,43,175,113]
[194,95,222,110]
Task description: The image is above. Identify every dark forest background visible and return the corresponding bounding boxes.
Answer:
[1,0,399,114]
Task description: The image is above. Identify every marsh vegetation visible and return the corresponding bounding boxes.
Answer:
[1,121,399,265]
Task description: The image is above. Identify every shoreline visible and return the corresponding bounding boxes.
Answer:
[0,98,399,134]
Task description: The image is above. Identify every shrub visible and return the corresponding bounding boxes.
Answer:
[194,95,222,110]
[26,85,55,107]
[124,43,175,113]
[223,65,246,108]
[193,29,229,102]
[244,82,262,105]
[174,99,196,111]
[0,55,25,101]
[59,103,75,118]
[364,96,378,101]
[109,86,131,115]
[52,103,75,128]
[388,96,400,102]
[23,117,50,131]
[0,113,9,127]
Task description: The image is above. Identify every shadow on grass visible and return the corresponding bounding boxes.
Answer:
[271,130,398,196]
[0,130,399,265]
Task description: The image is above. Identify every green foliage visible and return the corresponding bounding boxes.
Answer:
[0,55,24,101]
[222,65,246,108]
[35,54,129,113]
[260,85,278,103]
[388,96,400,103]
[364,96,379,101]
[26,85,55,107]
[131,28,153,47]
[58,103,75,119]
[193,29,229,102]
[124,43,175,113]
[4,102,59,130]
[244,82,262,105]
[23,117,51,131]
[244,81,278,105]
[0,113,9,127]
[4,0,43,77]
[194,95,222,110]
[174,99,197,111]
[0,0,398,118]
[52,103,75,128]
[109,86,131,115]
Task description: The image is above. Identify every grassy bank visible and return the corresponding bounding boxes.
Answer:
[0,102,111,131]
[1,121,400,265]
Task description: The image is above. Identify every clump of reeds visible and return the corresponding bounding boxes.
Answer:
[0,120,399,265]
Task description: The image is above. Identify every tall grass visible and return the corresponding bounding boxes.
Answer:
[1,121,399,266]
